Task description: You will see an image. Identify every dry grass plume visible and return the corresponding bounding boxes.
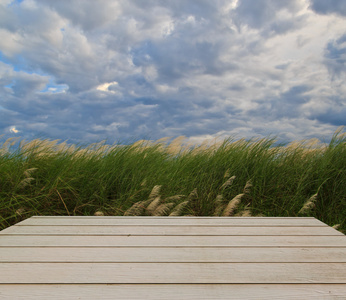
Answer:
[243,180,252,194]
[124,199,151,216]
[213,194,225,216]
[146,196,162,215]
[148,185,162,201]
[169,201,189,216]
[222,193,244,216]
[220,176,236,191]
[152,203,175,216]
[298,193,318,215]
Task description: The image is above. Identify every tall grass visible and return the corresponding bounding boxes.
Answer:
[0,129,345,233]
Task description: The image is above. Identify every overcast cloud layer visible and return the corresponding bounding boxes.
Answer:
[0,0,345,145]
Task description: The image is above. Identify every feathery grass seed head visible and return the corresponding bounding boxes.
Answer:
[222,193,244,216]
[243,180,252,194]
[215,194,224,205]
[188,188,198,201]
[236,208,252,217]
[148,185,162,201]
[332,224,341,230]
[16,207,26,216]
[169,201,189,216]
[155,136,171,145]
[23,168,38,178]
[2,137,18,151]
[146,196,162,215]
[18,177,35,189]
[165,195,186,202]
[152,203,175,216]
[220,176,236,190]
[124,200,149,216]
[166,136,186,155]
[213,194,225,216]
[298,193,318,215]
[223,169,230,178]
[94,211,104,216]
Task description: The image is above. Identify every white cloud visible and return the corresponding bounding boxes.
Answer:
[96,81,119,93]
[161,21,175,37]
[0,0,12,6]
[0,29,23,56]
[155,84,178,94]
[0,0,344,145]
[143,65,158,82]
[9,126,19,133]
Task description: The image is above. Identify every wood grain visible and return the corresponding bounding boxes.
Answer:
[1,247,345,262]
[17,216,327,227]
[1,262,346,283]
[1,284,345,300]
[1,234,345,247]
[2,225,341,235]
[1,216,345,299]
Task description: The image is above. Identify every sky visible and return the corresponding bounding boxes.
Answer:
[0,0,345,146]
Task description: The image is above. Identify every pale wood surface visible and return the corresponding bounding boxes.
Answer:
[2,247,345,262]
[1,262,346,283]
[2,224,341,235]
[0,216,345,299]
[1,284,346,299]
[1,234,345,247]
[17,216,327,226]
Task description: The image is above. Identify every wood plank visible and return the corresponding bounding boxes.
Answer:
[1,235,345,247]
[1,247,345,262]
[1,217,346,298]
[1,284,345,299]
[1,262,345,283]
[17,216,328,227]
[2,225,341,235]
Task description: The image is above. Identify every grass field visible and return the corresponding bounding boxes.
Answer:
[0,129,345,233]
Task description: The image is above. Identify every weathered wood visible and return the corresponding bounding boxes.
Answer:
[1,262,346,283]
[1,234,345,247]
[2,225,341,235]
[1,247,345,262]
[1,284,345,300]
[17,216,327,227]
[0,216,345,299]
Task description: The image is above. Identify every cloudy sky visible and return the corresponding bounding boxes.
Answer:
[0,0,345,145]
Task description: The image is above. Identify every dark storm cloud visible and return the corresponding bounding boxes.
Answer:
[313,107,346,126]
[131,0,221,20]
[35,0,122,31]
[281,85,312,105]
[324,33,346,78]
[249,85,312,120]
[130,38,237,83]
[10,73,48,97]
[233,0,299,27]
[309,0,346,17]
[231,0,305,36]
